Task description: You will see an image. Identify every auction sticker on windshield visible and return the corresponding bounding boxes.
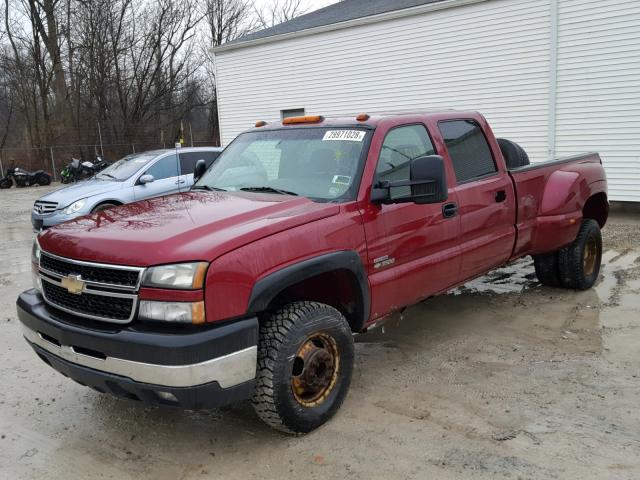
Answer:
[323,130,366,142]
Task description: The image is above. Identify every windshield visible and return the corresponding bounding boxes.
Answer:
[96,153,158,181]
[194,128,370,200]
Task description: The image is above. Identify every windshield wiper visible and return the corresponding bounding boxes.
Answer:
[192,185,227,192]
[240,186,299,196]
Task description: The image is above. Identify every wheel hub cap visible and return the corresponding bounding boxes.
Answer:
[291,333,339,407]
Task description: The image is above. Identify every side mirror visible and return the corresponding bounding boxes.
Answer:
[138,174,155,185]
[194,159,207,182]
[371,155,448,205]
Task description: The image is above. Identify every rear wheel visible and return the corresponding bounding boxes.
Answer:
[533,252,561,287]
[252,301,354,434]
[558,219,603,290]
[0,178,11,189]
[37,175,51,186]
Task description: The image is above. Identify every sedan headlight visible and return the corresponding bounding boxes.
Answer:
[142,262,208,290]
[64,198,87,215]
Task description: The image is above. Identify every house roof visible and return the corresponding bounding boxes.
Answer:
[224,0,448,48]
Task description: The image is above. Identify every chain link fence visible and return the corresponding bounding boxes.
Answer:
[0,140,218,180]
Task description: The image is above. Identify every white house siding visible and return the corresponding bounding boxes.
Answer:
[555,0,640,202]
[215,0,640,201]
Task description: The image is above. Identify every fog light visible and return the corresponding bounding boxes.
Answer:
[156,391,178,403]
[138,301,205,324]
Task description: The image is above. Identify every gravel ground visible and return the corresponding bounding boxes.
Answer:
[1,186,639,480]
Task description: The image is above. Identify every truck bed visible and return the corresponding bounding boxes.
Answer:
[508,152,606,259]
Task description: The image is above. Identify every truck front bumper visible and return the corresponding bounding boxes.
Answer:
[17,289,258,409]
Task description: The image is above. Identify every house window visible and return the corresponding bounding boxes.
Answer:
[281,108,305,120]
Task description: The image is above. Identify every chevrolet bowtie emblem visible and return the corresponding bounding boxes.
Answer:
[61,274,85,295]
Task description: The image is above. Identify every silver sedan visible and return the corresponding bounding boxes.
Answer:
[31,147,223,230]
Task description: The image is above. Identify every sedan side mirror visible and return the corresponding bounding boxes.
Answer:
[371,155,448,205]
[194,159,207,182]
[138,174,155,185]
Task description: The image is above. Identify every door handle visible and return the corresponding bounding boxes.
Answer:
[495,190,507,203]
[176,179,186,185]
[442,203,458,218]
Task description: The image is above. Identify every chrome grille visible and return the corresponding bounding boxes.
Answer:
[38,251,144,324]
[33,200,58,215]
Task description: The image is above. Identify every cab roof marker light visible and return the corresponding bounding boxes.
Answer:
[356,113,370,121]
[255,121,267,128]
[282,115,324,125]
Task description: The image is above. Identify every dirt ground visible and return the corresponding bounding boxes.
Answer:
[1,186,639,480]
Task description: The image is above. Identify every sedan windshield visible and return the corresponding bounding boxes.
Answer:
[96,153,158,181]
[194,128,370,200]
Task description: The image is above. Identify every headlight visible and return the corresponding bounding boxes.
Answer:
[31,238,41,263]
[138,301,205,324]
[142,262,208,290]
[64,198,87,215]
[31,239,42,292]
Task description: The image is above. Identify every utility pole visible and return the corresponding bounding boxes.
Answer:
[50,147,57,182]
[189,123,194,147]
[97,122,104,157]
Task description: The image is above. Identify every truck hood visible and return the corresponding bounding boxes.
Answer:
[39,179,124,208]
[38,191,340,266]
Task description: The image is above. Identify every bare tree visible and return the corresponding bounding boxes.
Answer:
[254,0,306,29]
[0,0,311,169]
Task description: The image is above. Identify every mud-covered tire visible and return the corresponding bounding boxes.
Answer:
[252,301,354,434]
[533,252,561,287]
[558,219,602,290]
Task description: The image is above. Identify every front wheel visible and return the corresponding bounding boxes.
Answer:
[558,219,603,290]
[0,178,11,189]
[252,301,354,434]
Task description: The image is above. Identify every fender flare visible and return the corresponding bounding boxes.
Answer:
[247,251,370,330]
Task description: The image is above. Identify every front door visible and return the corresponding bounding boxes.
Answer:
[133,154,181,201]
[361,123,462,320]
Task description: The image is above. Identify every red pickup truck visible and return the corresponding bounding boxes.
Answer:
[18,111,608,434]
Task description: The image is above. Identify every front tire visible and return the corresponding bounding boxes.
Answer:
[92,203,118,213]
[558,219,603,290]
[0,178,11,189]
[252,301,354,434]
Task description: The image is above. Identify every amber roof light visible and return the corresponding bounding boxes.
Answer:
[255,121,267,128]
[282,115,324,125]
[356,113,370,121]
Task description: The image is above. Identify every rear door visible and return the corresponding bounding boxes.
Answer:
[133,154,181,200]
[178,150,222,189]
[437,119,517,280]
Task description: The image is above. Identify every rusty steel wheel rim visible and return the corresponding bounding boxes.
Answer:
[291,333,340,408]
[583,235,598,277]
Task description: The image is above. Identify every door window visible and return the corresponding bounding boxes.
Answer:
[145,154,179,180]
[438,120,497,184]
[179,151,221,175]
[375,124,436,199]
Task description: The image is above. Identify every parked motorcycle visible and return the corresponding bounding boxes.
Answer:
[60,156,111,184]
[0,167,52,189]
